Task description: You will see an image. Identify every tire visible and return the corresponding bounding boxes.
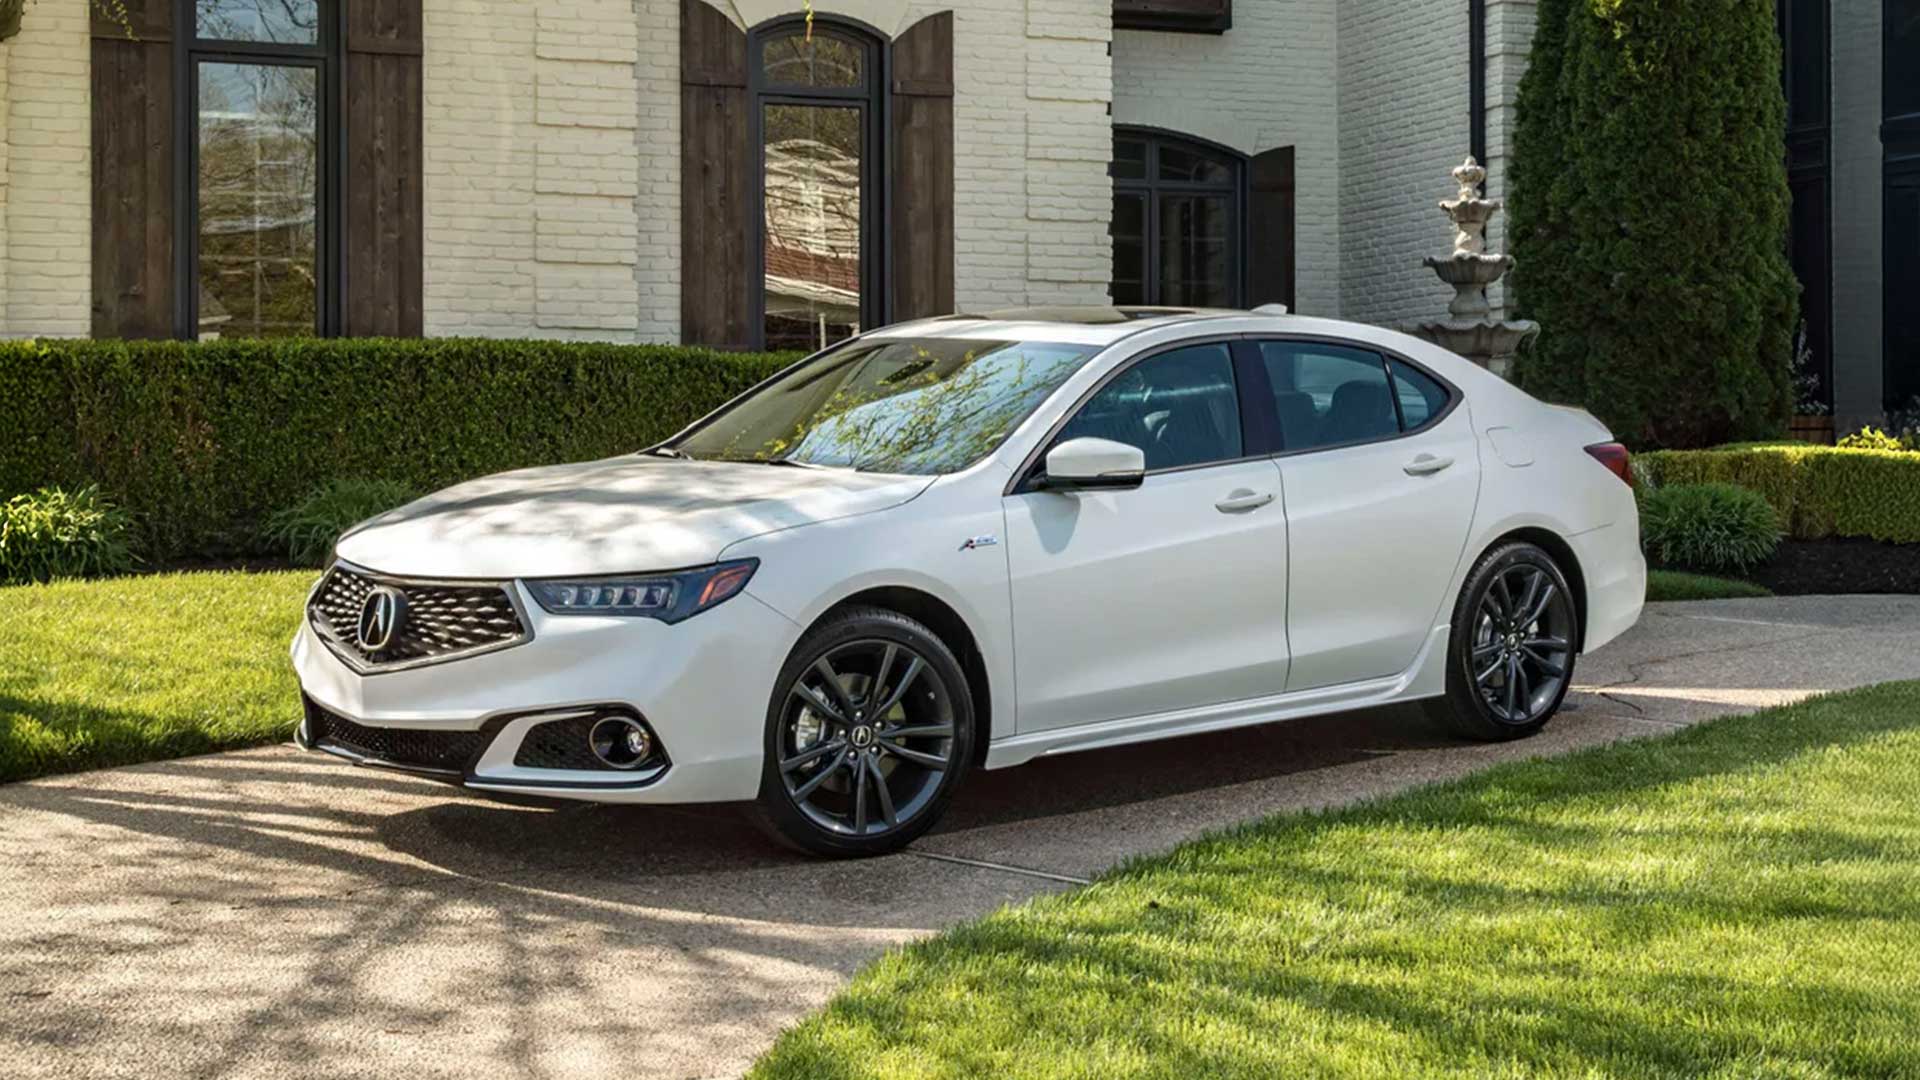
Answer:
[1424,541,1580,741]
[752,606,974,857]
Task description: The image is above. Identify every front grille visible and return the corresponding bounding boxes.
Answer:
[512,710,667,772]
[305,700,491,774]
[309,563,528,672]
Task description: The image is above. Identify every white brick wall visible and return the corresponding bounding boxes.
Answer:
[1831,0,1884,427]
[1482,0,1534,318]
[1112,0,1342,317]
[1334,0,1472,329]
[1,1,90,338]
[423,0,538,336]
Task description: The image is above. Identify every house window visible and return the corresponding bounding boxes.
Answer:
[1111,129,1246,308]
[183,0,338,339]
[753,24,882,352]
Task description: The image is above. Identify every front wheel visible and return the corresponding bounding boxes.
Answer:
[753,606,974,857]
[1425,542,1580,741]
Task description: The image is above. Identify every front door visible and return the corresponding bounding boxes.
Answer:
[1253,340,1481,691]
[1004,342,1291,733]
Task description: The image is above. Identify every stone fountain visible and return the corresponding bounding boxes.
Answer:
[1401,157,1538,380]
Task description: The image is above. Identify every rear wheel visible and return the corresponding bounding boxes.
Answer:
[753,606,973,857]
[1425,542,1579,741]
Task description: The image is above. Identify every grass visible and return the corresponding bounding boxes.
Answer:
[752,681,1920,1079]
[1645,568,1773,602]
[0,570,312,783]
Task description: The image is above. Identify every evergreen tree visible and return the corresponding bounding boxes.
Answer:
[1510,0,1797,448]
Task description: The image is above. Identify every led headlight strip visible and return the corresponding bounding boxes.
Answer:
[525,559,759,624]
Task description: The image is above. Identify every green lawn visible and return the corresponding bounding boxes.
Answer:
[0,571,312,783]
[753,681,1920,1079]
[1645,568,1773,602]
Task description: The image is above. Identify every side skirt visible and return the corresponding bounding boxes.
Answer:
[983,624,1452,770]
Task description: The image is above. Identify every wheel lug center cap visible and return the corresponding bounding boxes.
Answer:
[850,725,875,748]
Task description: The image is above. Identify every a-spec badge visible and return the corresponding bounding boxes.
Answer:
[958,535,1000,552]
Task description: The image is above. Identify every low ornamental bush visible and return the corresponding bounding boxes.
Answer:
[0,337,798,561]
[1639,483,1782,573]
[0,485,136,585]
[1641,444,1920,545]
[1837,426,1915,453]
[267,478,422,567]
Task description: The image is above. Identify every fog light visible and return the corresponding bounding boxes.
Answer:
[588,716,654,770]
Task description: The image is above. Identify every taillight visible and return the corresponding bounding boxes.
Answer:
[1585,442,1633,487]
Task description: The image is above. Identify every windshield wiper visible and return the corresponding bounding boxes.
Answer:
[642,446,692,460]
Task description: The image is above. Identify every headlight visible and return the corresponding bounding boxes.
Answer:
[525,559,759,623]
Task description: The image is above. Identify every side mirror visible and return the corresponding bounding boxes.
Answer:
[1038,437,1147,491]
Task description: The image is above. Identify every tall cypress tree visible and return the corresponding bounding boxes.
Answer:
[1510,0,1796,448]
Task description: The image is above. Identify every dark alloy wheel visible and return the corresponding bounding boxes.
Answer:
[1427,542,1579,741]
[754,606,973,856]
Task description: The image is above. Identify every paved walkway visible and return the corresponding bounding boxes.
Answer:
[5,596,1918,1080]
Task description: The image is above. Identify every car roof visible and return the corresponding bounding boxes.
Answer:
[863,306,1265,347]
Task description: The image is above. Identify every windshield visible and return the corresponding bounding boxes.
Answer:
[671,337,1099,474]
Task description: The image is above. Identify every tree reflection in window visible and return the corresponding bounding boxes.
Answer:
[197,62,319,339]
[763,103,863,352]
[674,338,1099,475]
[196,0,320,44]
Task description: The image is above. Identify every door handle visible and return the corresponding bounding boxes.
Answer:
[1215,489,1276,513]
[1403,453,1454,477]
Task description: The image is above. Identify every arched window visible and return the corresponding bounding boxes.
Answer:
[1110,129,1246,308]
[750,21,883,351]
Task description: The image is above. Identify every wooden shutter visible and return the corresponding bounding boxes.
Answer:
[1248,146,1295,311]
[90,0,175,338]
[681,0,753,348]
[889,13,955,322]
[343,0,424,336]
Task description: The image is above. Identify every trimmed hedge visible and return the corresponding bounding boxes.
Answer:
[1642,445,1920,545]
[0,338,797,560]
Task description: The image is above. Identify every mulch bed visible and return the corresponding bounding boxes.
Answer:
[1677,538,1920,596]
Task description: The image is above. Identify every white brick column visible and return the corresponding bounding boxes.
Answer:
[2,2,90,339]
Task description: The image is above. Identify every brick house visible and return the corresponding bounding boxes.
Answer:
[0,0,1908,428]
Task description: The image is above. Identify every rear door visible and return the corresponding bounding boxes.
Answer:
[1255,340,1480,691]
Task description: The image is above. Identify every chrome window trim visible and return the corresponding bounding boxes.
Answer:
[308,559,535,676]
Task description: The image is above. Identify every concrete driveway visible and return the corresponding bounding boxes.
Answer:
[5,595,1918,1080]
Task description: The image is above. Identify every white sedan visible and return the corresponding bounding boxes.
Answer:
[292,308,1644,856]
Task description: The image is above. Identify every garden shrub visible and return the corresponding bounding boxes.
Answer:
[1837,426,1913,453]
[267,478,422,567]
[1641,445,1920,545]
[0,338,797,561]
[1639,483,1782,572]
[1509,0,1797,448]
[0,485,136,585]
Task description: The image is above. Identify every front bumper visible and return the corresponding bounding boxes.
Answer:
[290,580,802,804]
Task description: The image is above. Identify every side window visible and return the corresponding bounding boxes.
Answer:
[1055,344,1243,471]
[1388,359,1451,431]
[1258,342,1397,451]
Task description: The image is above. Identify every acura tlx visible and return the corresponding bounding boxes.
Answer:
[292,307,1643,856]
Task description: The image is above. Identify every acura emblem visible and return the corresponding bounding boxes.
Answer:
[356,586,407,653]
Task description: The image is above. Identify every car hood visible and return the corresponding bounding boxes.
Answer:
[333,456,934,578]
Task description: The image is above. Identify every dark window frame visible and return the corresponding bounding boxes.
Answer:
[1111,127,1248,309]
[173,0,345,339]
[746,16,890,352]
[1777,0,1834,411]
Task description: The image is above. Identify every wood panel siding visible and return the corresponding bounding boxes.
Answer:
[681,0,754,348]
[1249,146,1296,311]
[889,13,955,322]
[90,0,174,339]
[343,0,425,336]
